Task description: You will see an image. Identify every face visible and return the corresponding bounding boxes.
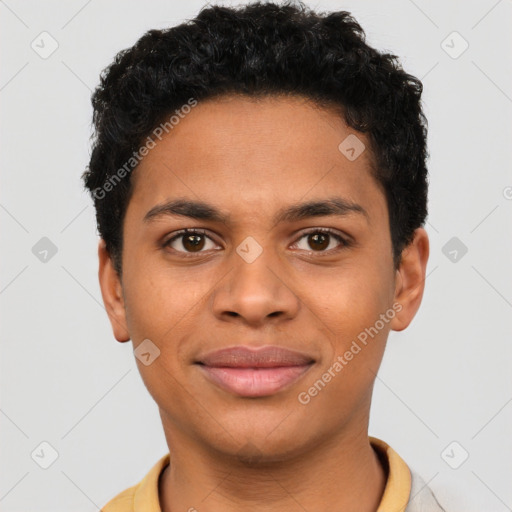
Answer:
[99,94,429,462]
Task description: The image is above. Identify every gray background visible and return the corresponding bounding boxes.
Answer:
[1,0,511,510]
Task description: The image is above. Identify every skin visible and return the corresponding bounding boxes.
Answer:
[98,94,429,512]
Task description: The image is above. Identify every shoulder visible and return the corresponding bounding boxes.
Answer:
[100,484,137,512]
[100,453,170,512]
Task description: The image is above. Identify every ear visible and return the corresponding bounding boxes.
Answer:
[98,239,130,342]
[390,227,430,332]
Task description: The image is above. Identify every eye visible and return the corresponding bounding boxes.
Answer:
[291,228,349,254]
[163,227,350,257]
[163,229,219,255]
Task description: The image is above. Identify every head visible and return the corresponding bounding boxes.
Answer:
[83,1,429,461]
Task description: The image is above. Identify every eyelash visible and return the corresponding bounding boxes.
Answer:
[162,228,351,258]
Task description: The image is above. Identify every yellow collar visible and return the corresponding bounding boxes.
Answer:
[102,436,412,511]
[370,436,412,512]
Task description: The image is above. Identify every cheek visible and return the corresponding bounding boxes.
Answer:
[122,254,206,341]
[330,269,394,390]
[122,270,202,414]
[303,260,393,343]
[298,285,392,420]
[121,263,212,392]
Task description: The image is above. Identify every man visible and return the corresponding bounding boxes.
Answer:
[82,1,444,510]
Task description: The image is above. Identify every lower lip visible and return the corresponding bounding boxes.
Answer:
[198,364,313,397]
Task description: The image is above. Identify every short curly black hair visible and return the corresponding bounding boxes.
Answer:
[82,0,428,276]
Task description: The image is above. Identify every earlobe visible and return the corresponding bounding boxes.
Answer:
[390,227,430,332]
[97,239,130,343]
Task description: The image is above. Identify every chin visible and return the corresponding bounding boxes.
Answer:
[229,439,304,467]
[203,416,313,465]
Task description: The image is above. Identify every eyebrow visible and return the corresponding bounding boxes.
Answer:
[143,197,369,225]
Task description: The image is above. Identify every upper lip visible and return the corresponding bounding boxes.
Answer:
[196,346,315,368]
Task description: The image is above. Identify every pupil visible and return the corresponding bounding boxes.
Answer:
[310,233,328,250]
[184,234,204,251]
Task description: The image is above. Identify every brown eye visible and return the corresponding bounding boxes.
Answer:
[308,232,329,251]
[182,233,205,252]
[292,229,348,253]
[164,229,218,254]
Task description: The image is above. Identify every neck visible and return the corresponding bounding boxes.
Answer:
[158,424,387,512]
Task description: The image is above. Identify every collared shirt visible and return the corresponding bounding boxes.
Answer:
[101,436,446,511]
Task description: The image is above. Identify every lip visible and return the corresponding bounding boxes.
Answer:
[196,346,315,397]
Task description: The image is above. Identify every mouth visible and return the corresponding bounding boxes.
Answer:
[195,345,315,397]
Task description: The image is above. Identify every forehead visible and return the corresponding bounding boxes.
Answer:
[127,94,385,224]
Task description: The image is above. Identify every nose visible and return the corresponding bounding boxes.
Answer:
[211,245,300,327]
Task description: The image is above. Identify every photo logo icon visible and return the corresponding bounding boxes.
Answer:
[134,339,161,366]
[31,31,59,59]
[236,236,263,264]
[442,236,468,263]
[32,237,58,263]
[441,31,469,60]
[441,441,469,469]
[338,134,366,161]
[31,441,59,469]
